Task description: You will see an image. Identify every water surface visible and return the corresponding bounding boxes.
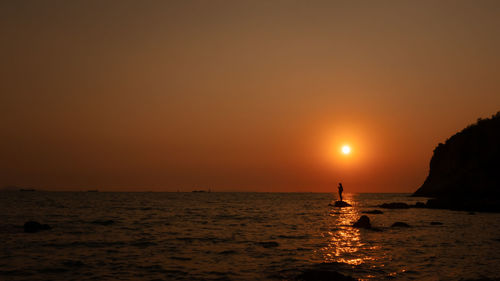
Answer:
[1,192,499,280]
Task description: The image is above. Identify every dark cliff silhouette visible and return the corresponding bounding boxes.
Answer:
[413,111,500,211]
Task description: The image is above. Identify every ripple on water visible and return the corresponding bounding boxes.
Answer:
[1,192,500,280]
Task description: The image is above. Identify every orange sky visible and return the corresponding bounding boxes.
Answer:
[1,1,499,192]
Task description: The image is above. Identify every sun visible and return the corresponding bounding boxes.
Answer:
[341,145,351,155]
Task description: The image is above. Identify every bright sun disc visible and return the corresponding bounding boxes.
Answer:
[342,145,351,154]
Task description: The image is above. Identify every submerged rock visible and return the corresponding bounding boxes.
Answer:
[91,220,115,226]
[296,269,356,281]
[379,202,410,209]
[430,221,443,225]
[330,201,352,207]
[352,216,371,229]
[391,222,410,227]
[62,260,84,267]
[362,210,383,214]
[258,241,279,248]
[24,221,51,233]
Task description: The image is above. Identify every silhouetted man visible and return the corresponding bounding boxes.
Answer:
[338,183,343,201]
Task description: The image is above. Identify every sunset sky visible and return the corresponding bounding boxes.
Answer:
[1,1,499,192]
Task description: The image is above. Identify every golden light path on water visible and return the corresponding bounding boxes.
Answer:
[319,194,379,266]
[310,193,418,280]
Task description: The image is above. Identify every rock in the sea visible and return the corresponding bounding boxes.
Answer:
[330,201,352,207]
[258,241,279,248]
[352,216,371,229]
[425,198,500,213]
[413,202,426,208]
[430,222,443,225]
[391,222,410,227]
[362,210,383,214]
[413,112,500,212]
[91,220,115,226]
[379,202,410,209]
[24,221,51,233]
[62,260,85,267]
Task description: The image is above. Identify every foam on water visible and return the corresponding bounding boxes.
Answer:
[1,192,499,280]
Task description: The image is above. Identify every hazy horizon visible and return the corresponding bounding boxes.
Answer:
[2,1,500,192]
[2,186,417,193]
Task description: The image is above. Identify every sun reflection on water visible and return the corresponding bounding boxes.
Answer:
[319,194,376,266]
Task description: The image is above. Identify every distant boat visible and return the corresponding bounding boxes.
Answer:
[19,189,36,192]
[192,190,207,193]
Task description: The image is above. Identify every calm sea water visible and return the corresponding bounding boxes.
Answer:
[1,192,499,280]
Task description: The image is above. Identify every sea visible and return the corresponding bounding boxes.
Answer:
[1,192,499,281]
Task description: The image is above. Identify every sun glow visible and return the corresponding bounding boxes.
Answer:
[322,127,370,168]
[341,145,351,155]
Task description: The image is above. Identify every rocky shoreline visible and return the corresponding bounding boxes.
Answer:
[378,200,500,213]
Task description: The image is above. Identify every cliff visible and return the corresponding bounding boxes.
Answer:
[414,112,500,199]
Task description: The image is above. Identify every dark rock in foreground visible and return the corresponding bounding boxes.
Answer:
[330,201,352,207]
[24,221,51,233]
[362,210,383,214]
[353,216,371,229]
[391,222,410,227]
[379,202,410,209]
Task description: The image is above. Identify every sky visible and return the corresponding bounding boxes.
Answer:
[1,0,499,192]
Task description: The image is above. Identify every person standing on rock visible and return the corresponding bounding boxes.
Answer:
[338,182,343,201]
